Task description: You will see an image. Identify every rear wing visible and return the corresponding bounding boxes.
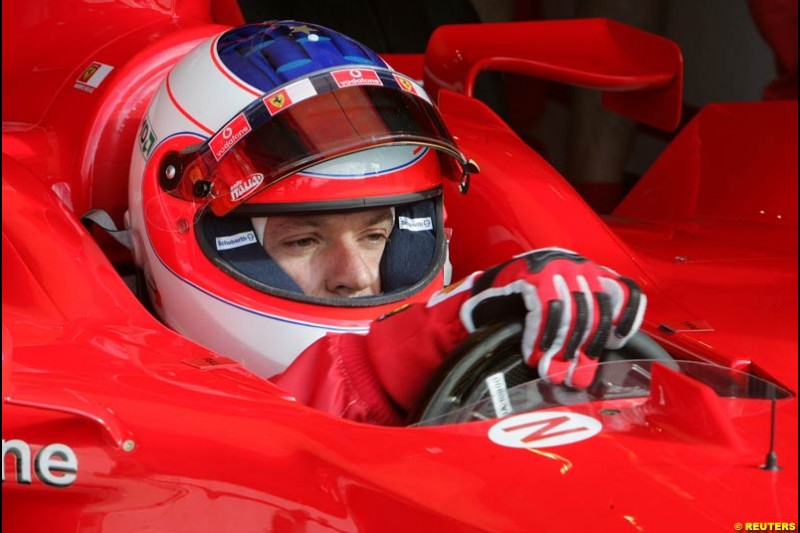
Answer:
[424,18,683,131]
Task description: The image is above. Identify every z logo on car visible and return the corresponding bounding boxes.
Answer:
[488,411,602,449]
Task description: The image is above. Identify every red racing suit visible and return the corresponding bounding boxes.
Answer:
[271,286,467,426]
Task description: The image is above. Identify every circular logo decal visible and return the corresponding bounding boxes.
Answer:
[488,411,602,449]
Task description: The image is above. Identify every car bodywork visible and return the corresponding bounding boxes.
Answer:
[3,1,797,531]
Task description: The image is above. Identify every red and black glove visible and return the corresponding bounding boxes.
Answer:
[427,248,646,389]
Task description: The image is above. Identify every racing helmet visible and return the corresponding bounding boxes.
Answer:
[126,21,474,378]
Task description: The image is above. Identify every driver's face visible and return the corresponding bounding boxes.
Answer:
[262,207,394,298]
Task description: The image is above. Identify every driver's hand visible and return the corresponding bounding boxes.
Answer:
[445,248,646,389]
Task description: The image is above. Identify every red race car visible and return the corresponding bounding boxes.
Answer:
[3,1,797,531]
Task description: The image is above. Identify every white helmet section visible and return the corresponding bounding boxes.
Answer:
[156,34,261,136]
[143,254,368,377]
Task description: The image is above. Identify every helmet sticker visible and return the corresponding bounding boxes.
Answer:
[393,73,431,105]
[263,78,318,116]
[331,69,383,88]
[138,119,157,160]
[209,113,252,161]
[399,216,433,232]
[215,231,258,251]
[394,75,416,93]
[230,174,265,202]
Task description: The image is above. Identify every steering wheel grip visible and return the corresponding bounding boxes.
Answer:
[408,321,677,425]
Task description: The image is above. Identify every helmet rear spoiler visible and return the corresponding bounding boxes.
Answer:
[423,18,683,132]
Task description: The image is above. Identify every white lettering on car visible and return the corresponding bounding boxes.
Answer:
[2,439,78,487]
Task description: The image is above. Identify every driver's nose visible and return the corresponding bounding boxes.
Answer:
[323,240,378,297]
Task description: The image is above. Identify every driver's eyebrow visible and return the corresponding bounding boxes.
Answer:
[269,217,324,232]
[269,209,394,234]
[363,208,394,229]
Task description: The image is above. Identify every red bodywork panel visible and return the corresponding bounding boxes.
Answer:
[424,18,683,131]
[611,101,798,391]
[3,1,797,531]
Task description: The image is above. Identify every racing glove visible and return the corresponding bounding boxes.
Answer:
[427,248,647,389]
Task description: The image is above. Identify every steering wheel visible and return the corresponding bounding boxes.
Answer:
[407,321,678,425]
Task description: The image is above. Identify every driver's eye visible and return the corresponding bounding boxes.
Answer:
[284,237,317,249]
[363,232,388,244]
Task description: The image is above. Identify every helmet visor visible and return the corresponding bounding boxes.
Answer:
[160,70,469,215]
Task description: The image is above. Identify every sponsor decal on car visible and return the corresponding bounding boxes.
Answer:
[73,62,114,93]
[331,69,383,88]
[488,411,602,449]
[2,439,78,487]
[263,78,318,116]
[485,373,513,417]
[229,174,264,202]
[215,231,258,251]
[209,113,251,161]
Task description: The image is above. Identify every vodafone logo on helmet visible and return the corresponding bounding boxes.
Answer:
[331,68,383,88]
[209,113,252,161]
